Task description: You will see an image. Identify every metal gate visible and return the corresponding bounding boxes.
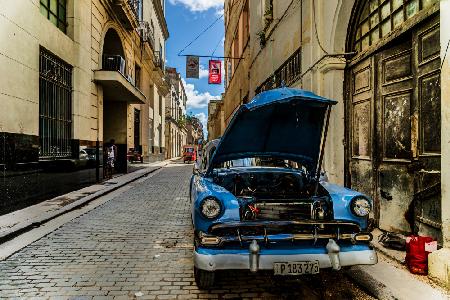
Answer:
[39,47,73,158]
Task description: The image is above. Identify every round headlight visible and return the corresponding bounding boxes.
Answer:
[200,197,222,219]
[351,197,371,217]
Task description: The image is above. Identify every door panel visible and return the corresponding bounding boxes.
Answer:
[376,39,415,233]
[413,16,442,244]
[349,58,376,218]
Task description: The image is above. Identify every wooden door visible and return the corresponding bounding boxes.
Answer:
[348,57,377,218]
[375,38,415,233]
[347,15,441,238]
[412,16,442,243]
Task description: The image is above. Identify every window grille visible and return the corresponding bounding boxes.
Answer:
[255,47,301,94]
[39,0,67,33]
[353,0,439,52]
[39,48,73,158]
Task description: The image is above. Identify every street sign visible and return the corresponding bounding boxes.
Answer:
[186,56,199,78]
[208,60,221,84]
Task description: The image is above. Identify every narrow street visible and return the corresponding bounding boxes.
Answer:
[0,161,372,299]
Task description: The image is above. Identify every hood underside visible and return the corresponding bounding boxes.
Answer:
[207,88,337,174]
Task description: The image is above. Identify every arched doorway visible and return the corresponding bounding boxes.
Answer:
[101,28,128,174]
[345,0,441,241]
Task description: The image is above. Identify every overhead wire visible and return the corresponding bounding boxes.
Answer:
[312,0,329,55]
[211,34,224,58]
[178,0,244,58]
[177,13,224,56]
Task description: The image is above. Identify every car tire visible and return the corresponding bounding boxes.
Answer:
[194,267,215,289]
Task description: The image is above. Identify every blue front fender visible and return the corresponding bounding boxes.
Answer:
[192,175,241,233]
[322,182,371,230]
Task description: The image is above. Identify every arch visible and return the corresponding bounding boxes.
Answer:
[330,0,356,53]
[98,23,126,69]
[346,0,439,53]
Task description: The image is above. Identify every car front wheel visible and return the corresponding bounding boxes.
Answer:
[194,266,215,289]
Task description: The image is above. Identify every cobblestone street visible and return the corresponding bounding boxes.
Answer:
[0,162,372,299]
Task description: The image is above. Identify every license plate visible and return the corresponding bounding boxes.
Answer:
[273,261,320,275]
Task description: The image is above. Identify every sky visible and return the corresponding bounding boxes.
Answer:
[165,0,225,136]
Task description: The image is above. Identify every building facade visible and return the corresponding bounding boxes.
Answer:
[207,98,225,141]
[186,115,204,146]
[164,67,187,158]
[223,0,449,287]
[0,0,169,215]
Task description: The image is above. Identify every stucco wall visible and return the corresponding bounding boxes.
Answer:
[440,0,450,248]
[248,0,301,99]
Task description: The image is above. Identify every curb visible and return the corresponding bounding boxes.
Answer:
[345,265,396,300]
[0,164,167,244]
[345,256,449,300]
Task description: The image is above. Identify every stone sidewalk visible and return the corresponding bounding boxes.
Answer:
[0,159,175,244]
[346,229,449,299]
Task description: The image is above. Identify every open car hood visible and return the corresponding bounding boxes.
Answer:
[207,88,337,175]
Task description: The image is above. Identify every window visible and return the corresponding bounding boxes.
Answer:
[40,0,67,33]
[159,95,163,116]
[39,47,73,158]
[353,0,439,52]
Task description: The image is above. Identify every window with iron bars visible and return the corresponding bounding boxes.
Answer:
[39,47,73,159]
[255,48,301,95]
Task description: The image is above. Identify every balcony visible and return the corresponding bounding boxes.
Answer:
[138,21,155,51]
[153,51,164,70]
[111,0,140,30]
[94,55,146,104]
[255,47,301,95]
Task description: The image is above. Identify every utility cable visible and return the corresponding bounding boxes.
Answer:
[178,13,224,56]
[312,0,329,55]
[211,34,224,58]
[441,39,450,70]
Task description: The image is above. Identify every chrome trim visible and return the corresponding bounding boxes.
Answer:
[194,249,378,271]
[210,220,362,231]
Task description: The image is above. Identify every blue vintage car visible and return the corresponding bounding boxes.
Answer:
[190,88,377,288]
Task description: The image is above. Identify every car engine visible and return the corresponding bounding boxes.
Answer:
[213,170,332,221]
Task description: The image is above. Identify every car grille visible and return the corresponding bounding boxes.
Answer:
[205,220,366,247]
[254,202,312,220]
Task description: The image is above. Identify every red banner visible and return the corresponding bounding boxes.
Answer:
[208,60,221,84]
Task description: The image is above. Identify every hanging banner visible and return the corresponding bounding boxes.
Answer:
[186,56,199,78]
[208,60,221,84]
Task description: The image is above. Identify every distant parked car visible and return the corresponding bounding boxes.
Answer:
[190,88,377,289]
[127,148,143,163]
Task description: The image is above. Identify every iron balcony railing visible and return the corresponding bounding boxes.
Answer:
[153,51,164,70]
[101,54,140,89]
[255,47,301,95]
[127,0,140,22]
[102,54,126,75]
[138,21,155,50]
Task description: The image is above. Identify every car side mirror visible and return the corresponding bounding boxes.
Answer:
[193,163,200,175]
[319,171,328,182]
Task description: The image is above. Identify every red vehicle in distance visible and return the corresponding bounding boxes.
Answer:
[183,145,196,163]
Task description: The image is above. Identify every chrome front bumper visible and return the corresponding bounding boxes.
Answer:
[194,240,377,272]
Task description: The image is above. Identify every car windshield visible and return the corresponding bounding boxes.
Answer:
[185,148,194,153]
